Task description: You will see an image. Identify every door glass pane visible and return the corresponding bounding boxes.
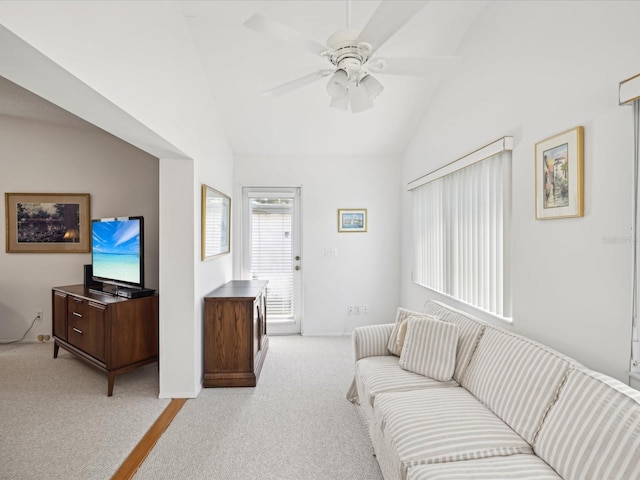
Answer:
[249,197,294,320]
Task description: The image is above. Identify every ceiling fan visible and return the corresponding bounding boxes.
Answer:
[244,0,458,113]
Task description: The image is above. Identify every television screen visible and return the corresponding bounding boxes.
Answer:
[92,217,144,288]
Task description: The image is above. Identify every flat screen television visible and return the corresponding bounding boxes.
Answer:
[91,216,144,291]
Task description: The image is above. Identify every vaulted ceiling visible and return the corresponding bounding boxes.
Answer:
[182,0,487,156]
[0,1,487,157]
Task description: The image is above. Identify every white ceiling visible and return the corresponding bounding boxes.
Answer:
[182,0,487,156]
[0,1,487,157]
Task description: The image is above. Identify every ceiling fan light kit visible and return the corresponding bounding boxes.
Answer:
[326,69,349,98]
[349,83,374,114]
[244,1,454,114]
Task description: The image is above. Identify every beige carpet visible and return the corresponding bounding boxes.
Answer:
[0,342,168,480]
[1,336,382,479]
[134,336,383,480]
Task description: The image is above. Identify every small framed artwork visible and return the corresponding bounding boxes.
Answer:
[535,126,584,219]
[338,208,367,233]
[201,184,231,260]
[5,193,91,253]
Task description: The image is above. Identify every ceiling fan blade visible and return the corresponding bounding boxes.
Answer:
[371,56,460,77]
[356,1,428,55]
[262,70,334,97]
[244,14,329,57]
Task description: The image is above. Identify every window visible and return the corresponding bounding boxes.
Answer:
[411,141,512,319]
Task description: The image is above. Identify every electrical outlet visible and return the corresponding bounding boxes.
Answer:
[347,306,354,315]
[363,304,369,314]
[44,335,51,341]
[37,334,44,342]
[36,310,43,321]
[354,305,361,315]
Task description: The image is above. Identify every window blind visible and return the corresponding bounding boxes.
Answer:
[619,75,640,368]
[249,197,294,319]
[412,148,512,318]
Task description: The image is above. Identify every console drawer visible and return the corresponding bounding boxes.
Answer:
[67,296,106,361]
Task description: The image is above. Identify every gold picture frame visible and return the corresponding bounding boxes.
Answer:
[338,208,367,232]
[535,126,584,219]
[5,192,91,253]
[201,184,230,260]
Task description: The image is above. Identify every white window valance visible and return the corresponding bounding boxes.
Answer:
[408,137,513,191]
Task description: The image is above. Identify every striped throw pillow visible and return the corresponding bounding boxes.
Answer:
[395,318,410,353]
[387,307,438,356]
[399,316,459,381]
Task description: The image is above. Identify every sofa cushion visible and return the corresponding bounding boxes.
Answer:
[357,356,459,409]
[388,308,438,356]
[422,301,486,382]
[355,356,458,435]
[461,325,578,444]
[535,367,640,480]
[372,388,533,480]
[399,316,459,381]
[406,455,561,480]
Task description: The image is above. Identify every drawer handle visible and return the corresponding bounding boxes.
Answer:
[72,298,82,303]
[72,327,83,335]
[72,312,82,318]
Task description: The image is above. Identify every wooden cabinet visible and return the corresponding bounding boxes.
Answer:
[203,280,268,387]
[52,284,158,396]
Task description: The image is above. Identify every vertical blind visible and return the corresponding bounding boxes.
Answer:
[619,75,640,369]
[249,197,294,319]
[412,150,512,318]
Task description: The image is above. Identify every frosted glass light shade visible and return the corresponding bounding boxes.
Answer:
[349,84,373,113]
[326,69,348,98]
[360,74,384,100]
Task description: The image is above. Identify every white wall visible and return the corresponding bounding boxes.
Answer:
[0,1,234,397]
[0,114,158,342]
[401,1,640,382]
[235,154,401,335]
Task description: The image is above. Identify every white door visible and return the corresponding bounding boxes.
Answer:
[242,187,302,335]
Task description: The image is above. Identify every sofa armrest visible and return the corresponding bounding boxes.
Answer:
[352,323,395,361]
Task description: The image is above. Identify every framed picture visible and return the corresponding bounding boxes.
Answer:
[535,126,584,219]
[201,184,230,260]
[338,208,367,233]
[5,193,91,253]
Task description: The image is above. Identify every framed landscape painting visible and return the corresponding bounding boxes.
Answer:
[338,209,367,233]
[5,193,91,253]
[535,126,584,219]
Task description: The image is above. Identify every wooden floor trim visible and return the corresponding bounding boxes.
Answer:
[112,398,187,480]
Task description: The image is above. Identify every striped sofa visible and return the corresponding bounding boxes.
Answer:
[347,301,640,480]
